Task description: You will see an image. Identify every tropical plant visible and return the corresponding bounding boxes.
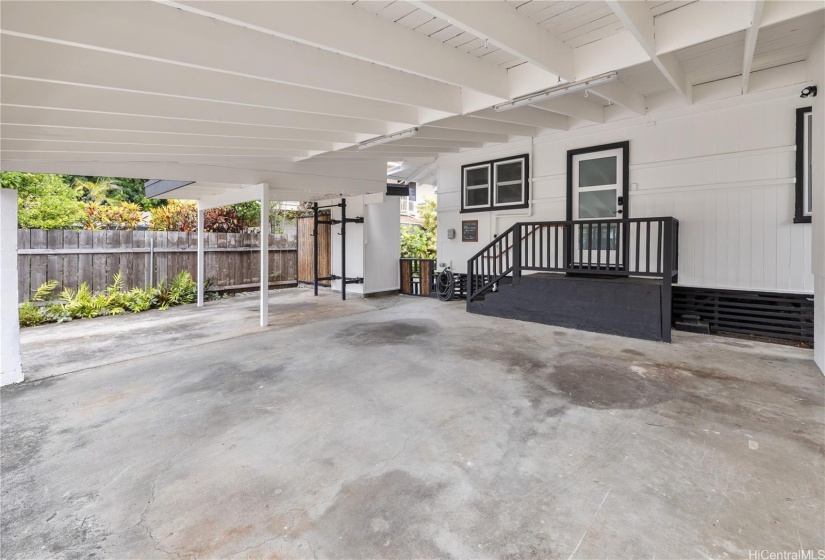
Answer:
[17,280,60,327]
[400,196,437,259]
[150,200,198,232]
[81,201,144,230]
[71,178,116,205]
[19,271,203,327]
[204,207,245,233]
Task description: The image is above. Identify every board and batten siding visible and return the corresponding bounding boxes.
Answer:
[437,87,814,294]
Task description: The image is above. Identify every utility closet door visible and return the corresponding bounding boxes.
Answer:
[297,216,331,285]
[571,148,624,266]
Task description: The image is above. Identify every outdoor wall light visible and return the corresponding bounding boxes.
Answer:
[800,86,817,98]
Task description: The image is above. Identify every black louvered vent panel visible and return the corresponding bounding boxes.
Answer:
[672,287,814,344]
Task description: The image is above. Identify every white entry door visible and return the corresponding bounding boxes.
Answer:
[571,147,624,267]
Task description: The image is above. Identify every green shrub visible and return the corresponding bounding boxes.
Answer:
[149,200,198,232]
[7,173,86,230]
[19,271,203,328]
[17,280,59,327]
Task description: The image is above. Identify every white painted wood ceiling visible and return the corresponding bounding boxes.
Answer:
[1,0,822,198]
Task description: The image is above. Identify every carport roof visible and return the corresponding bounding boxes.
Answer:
[1,1,823,198]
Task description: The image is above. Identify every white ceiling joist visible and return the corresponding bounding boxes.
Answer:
[170,0,510,100]
[0,139,316,158]
[530,96,605,124]
[759,0,824,29]
[653,1,753,56]
[1,151,302,164]
[0,78,391,136]
[1,124,344,152]
[606,0,691,103]
[587,81,646,115]
[469,107,568,131]
[382,138,485,149]
[0,1,462,114]
[349,145,460,154]
[306,152,438,160]
[410,0,575,81]
[0,35,422,125]
[415,127,509,144]
[573,30,650,81]
[0,106,366,144]
[426,115,538,137]
[743,1,766,95]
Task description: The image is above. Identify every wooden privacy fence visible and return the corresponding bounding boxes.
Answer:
[296,216,331,285]
[17,229,297,302]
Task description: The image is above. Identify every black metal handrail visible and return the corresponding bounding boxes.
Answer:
[466,217,680,339]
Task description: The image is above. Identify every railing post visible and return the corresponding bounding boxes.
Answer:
[673,220,679,284]
[512,225,521,285]
[661,218,674,343]
[562,223,570,270]
[466,258,474,309]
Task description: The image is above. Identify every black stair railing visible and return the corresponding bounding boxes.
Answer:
[467,217,680,337]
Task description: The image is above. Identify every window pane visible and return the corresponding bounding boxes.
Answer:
[497,183,522,204]
[578,189,616,219]
[496,161,522,183]
[466,167,488,187]
[467,187,489,207]
[579,223,618,250]
[579,156,617,187]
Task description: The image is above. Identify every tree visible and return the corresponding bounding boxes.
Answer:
[2,172,86,229]
[64,175,161,209]
[400,196,437,259]
[110,177,163,209]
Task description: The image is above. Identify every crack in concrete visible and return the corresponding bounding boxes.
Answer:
[133,426,211,559]
[305,537,319,560]
[218,507,306,559]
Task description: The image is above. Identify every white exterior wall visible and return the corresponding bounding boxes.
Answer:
[809,31,824,373]
[365,195,401,294]
[437,86,815,296]
[330,193,400,296]
[0,188,23,386]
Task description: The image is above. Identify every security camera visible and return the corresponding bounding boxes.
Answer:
[800,86,817,98]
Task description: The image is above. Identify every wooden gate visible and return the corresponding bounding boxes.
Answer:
[297,216,331,285]
[400,258,435,296]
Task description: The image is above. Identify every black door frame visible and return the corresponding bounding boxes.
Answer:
[566,141,630,271]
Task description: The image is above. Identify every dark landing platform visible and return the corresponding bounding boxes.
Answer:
[468,273,667,341]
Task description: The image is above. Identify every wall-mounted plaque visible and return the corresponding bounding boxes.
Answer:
[462,220,478,242]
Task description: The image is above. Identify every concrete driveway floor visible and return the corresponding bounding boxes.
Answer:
[2,288,823,559]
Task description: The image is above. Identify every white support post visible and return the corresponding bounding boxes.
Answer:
[196,202,204,308]
[259,184,270,327]
[1,189,23,386]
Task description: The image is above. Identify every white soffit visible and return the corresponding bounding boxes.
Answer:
[0,0,822,193]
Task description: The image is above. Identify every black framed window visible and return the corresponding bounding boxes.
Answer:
[461,154,529,213]
[795,106,812,223]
